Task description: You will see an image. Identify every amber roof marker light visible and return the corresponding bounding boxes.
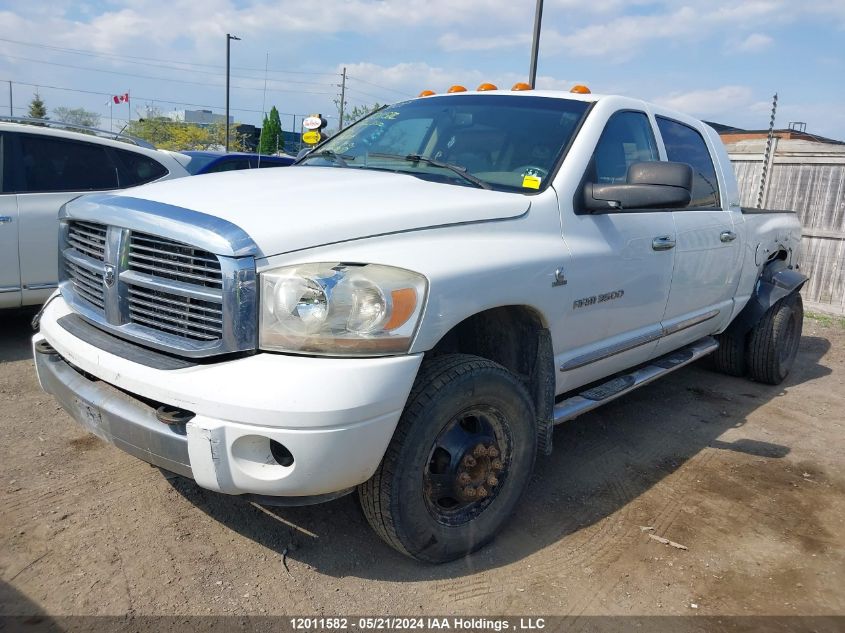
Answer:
[570,84,592,94]
[418,90,436,97]
[511,82,532,91]
[477,83,498,91]
[447,85,467,93]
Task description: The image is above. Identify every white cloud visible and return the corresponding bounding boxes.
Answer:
[655,85,755,118]
[735,33,774,53]
[538,1,792,60]
[334,62,575,102]
[437,32,530,52]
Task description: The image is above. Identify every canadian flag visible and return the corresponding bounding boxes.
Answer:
[112,93,129,104]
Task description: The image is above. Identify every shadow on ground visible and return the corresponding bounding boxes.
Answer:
[164,332,832,580]
[0,308,38,363]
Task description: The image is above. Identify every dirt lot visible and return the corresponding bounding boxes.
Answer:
[1,307,843,622]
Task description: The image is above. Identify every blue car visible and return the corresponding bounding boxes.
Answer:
[182,151,295,175]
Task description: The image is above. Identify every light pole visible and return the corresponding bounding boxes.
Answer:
[528,0,544,88]
[226,33,241,152]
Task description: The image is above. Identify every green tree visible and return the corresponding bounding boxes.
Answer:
[210,121,248,152]
[258,106,284,155]
[53,107,101,128]
[28,92,47,119]
[126,107,246,151]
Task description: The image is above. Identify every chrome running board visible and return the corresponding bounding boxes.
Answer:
[552,336,719,424]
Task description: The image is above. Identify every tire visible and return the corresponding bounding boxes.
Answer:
[358,354,537,563]
[746,293,803,385]
[710,329,747,377]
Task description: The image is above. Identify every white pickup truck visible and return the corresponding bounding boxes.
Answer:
[33,87,805,563]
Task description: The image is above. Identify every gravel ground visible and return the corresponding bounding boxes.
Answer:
[1,307,843,622]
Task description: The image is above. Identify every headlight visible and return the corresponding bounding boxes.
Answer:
[259,263,428,356]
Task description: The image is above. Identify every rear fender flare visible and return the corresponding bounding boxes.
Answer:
[729,264,807,336]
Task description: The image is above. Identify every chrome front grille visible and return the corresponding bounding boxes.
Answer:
[64,259,106,309]
[127,286,223,341]
[128,232,223,289]
[67,220,107,262]
[60,215,256,358]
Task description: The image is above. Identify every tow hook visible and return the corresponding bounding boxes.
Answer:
[34,340,58,356]
[155,405,195,426]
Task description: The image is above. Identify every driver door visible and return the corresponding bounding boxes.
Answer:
[556,110,676,392]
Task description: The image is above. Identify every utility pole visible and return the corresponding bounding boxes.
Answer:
[338,67,347,132]
[225,33,241,152]
[528,0,544,88]
[7,80,12,116]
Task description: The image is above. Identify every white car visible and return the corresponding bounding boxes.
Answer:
[0,120,190,308]
[33,88,805,562]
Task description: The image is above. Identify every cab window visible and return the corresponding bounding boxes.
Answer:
[656,116,721,208]
[590,111,659,185]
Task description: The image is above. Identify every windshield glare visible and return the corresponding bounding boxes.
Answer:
[302,95,590,192]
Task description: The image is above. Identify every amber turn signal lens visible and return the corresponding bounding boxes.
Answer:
[511,82,532,91]
[570,84,591,94]
[477,83,498,91]
[418,89,435,97]
[384,288,418,331]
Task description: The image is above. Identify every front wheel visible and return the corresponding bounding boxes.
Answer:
[358,354,537,563]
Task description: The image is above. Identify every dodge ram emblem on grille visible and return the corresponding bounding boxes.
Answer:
[103,264,116,288]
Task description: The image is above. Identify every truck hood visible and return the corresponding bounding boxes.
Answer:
[106,166,530,257]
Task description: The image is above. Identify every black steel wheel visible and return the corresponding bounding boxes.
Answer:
[423,405,511,526]
[359,354,536,563]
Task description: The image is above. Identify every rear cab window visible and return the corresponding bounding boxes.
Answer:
[655,116,721,208]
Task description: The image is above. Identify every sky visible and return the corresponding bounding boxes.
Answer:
[1,0,844,139]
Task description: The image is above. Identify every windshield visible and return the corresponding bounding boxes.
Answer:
[299,95,590,192]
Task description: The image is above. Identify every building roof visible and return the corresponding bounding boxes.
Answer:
[705,120,845,146]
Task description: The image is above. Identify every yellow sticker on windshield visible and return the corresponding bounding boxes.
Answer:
[522,175,542,189]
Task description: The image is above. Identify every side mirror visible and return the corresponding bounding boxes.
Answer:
[583,161,693,212]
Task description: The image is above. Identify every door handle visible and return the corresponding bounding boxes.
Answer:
[652,236,676,251]
[720,230,737,243]
[0,216,12,225]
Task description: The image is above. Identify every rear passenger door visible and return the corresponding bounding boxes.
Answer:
[654,116,741,354]
[0,132,21,308]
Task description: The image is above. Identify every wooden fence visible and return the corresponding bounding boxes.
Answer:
[728,138,845,315]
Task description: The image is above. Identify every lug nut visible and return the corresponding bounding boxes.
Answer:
[462,455,477,468]
[491,458,504,472]
[476,486,489,499]
[473,444,488,458]
[457,472,472,485]
[486,474,499,488]
[462,486,477,498]
[487,447,499,459]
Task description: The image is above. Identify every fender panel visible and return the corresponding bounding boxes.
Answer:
[728,266,807,336]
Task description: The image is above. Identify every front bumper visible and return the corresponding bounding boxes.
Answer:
[34,296,423,498]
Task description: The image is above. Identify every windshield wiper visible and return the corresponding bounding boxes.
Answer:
[367,153,492,190]
[297,149,352,167]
